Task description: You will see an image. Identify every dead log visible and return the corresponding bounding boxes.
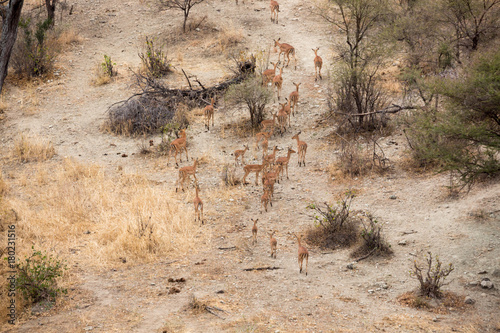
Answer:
[243,266,281,271]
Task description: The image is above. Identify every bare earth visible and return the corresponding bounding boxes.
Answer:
[1,0,499,332]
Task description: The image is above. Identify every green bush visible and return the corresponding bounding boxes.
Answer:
[16,247,67,304]
[139,36,172,78]
[101,54,117,78]
[12,17,54,78]
[405,50,500,187]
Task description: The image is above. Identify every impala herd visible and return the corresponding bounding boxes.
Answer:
[169,0,323,275]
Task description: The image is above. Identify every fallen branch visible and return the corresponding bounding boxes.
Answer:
[353,248,376,263]
[401,230,418,235]
[243,266,281,271]
[334,104,417,117]
[218,246,237,250]
[205,306,227,319]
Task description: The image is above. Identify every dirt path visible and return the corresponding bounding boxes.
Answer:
[1,0,499,332]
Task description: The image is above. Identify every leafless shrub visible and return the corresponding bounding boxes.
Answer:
[352,213,392,259]
[307,190,359,249]
[411,252,454,298]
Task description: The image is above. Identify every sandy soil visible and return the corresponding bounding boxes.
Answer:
[1,0,499,332]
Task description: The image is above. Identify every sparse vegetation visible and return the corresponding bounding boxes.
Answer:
[16,247,67,304]
[352,213,392,258]
[11,133,56,162]
[307,190,359,248]
[159,0,207,33]
[410,252,454,298]
[12,17,55,78]
[225,77,272,128]
[138,36,172,78]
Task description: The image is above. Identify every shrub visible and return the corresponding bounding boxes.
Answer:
[92,54,117,86]
[12,17,54,78]
[221,164,238,186]
[139,36,172,78]
[352,213,392,258]
[225,77,272,128]
[101,54,116,78]
[307,190,359,248]
[404,50,500,188]
[410,252,454,298]
[16,247,67,304]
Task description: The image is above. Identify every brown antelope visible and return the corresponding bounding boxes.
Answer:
[176,158,198,192]
[261,188,272,213]
[270,0,279,24]
[313,48,323,81]
[277,102,289,135]
[269,231,277,258]
[275,147,296,180]
[283,98,292,127]
[289,82,301,115]
[292,131,308,167]
[294,233,309,275]
[251,218,258,244]
[255,130,272,156]
[243,160,268,185]
[204,97,215,130]
[263,176,276,198]
[262,62,278,86]
[274,38,297,69]
[260,112,278,133]
[193,185,204,224]
[264,146,279,166]
[262,164,281,186]
[273,65,284,100]
[167,128,188,167]
[234,145,249,166]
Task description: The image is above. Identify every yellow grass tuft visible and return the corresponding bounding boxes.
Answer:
[56,27,84,46]
[11,133,56,162]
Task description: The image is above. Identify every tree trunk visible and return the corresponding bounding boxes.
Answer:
[0,0,25,95]
[183,11,188,32]
[45,0,57,27]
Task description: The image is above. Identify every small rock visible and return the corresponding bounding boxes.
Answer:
[389,195,397,200]
[121,153,128,157]
[480,278,494,289]
[469,281,478,286]
[84,327,93,331]
[368,289,374,294]
[346,263,354,270]
[464,296,475,304]
[492,268,500,277]
[398,240,407,246]
[216,290,224,294]
[433,316,440,322]
[375,282,389,289]
[478,270,488,274]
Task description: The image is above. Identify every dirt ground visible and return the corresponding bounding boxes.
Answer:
[1,0,499,332]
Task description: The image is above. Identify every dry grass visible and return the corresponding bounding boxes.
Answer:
[91,63,112,86]
[0,173,6,197]
[397,291,470,314]
[4,158,206,269]
[11,133,56,163]
[55,27,84,46]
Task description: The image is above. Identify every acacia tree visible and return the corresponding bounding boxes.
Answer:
[0,0,25,95]
[160,0,206,33]
[321,0,389,131]
[442,0,500,54]
[225,78,272,128]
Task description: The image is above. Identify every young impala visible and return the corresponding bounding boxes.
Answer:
[273,65,284,100]
[292,131,308,167]
[294,233,309,275]
[269,231,277,258]
[176,158,198,192]
[234,145,249,166]
[270,0,279,24]
[167,128,188,167]
[274,38,297,69]
[204,97,215,130]
[193,185,204,224]
[275,147,296,180]
[243,160,268,185]
[251,219,258,244]
[262,61,279,86]
[313,48,323,81]
[289,82,301,115]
